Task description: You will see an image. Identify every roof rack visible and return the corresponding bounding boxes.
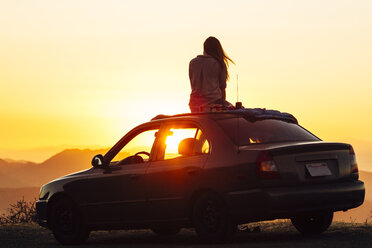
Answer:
[151,112,208,121]
[231,108,298,124]
[151,108,297,124]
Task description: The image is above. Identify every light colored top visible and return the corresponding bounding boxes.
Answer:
[189,55,226,107]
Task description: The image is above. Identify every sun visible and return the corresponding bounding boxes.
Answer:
[165,131,186,154]
[165,128,197,155]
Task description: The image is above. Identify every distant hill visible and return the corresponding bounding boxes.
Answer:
[359,170,372,203]
[0,148,108,188]
[0,187,40,213]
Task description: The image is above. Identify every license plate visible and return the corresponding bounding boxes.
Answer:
[305,162,332,177]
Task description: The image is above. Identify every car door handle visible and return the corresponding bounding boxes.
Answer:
[130,174,140,180]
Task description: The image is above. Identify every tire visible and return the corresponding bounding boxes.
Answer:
[192,193,237,243]
[50,198,90,245]
[151,227,181,236]
[291,211,333,235]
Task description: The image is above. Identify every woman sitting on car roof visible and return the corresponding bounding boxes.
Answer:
[188,36,235,113]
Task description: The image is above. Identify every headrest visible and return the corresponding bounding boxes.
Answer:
[178,138,196,156]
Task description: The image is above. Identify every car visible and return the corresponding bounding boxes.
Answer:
[36,108,365,245]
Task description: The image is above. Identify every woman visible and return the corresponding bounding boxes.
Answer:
[189,36,234,112]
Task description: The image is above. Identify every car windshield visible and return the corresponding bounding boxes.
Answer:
[217,118,319,145]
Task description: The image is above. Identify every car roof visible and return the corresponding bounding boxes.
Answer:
[151,108,298,124]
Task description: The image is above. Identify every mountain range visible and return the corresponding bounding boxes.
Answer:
[0,148,108,188]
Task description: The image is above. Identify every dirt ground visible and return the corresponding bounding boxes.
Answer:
[0,221,371,248]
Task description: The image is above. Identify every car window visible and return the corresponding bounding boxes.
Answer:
[159,127,209,160]
[111,129,158,163]
[217,118,319,146]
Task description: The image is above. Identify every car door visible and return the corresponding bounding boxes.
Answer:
[144,123,210,221]
[83,125,160,225]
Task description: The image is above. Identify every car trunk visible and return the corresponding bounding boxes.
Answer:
[266,141,353,186]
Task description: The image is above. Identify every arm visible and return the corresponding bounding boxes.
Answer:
[220,66,227,100]
[221,88,226,100]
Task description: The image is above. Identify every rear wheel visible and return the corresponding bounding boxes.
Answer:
[50,198,90,245]
[291,212,333,235]
[192,193,237,243]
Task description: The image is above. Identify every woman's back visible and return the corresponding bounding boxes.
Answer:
[189,55,226,106]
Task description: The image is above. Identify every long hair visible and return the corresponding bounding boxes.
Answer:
[203,36,234,80]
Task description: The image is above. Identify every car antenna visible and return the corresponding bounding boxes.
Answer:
[235,74,242,109]
[237,74,239,102]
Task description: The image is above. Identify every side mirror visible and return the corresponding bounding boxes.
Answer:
[92,154,105,167]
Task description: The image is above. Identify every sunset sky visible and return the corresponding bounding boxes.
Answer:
[0,1,371,170]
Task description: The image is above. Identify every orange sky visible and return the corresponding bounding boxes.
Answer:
[0,0,371,170]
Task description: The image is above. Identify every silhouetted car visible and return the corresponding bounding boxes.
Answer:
[36,109,365,245]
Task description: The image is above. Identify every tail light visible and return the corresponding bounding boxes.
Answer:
[256,150,279,179]
[349,146,359,174]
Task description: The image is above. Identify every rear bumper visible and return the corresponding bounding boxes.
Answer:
[228,180,365,222]
[36,200,48,227]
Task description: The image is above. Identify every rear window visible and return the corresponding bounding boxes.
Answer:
[217,118,319,145]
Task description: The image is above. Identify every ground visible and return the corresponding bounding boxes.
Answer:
[0,221,371,248]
